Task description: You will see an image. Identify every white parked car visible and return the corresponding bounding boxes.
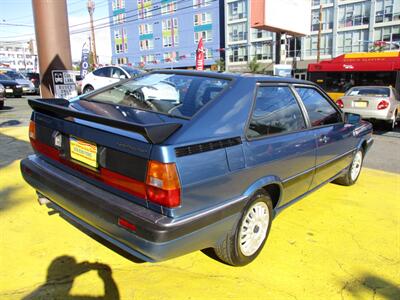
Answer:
[336,86,400,130]
[81,65,143,94]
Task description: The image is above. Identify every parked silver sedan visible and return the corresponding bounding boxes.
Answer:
[336,86,400,130]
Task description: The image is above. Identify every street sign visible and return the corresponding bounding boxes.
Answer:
[51,70,77,100]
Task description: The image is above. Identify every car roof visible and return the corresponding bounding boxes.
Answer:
[149,69,312,85]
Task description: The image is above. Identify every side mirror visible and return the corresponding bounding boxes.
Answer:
[344,112,361,125]
[120,75,126,79]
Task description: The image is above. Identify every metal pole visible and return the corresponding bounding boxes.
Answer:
[87,0,98,66]
[275,32,281,65]
[317,4,322,63]
[32,0,72,97]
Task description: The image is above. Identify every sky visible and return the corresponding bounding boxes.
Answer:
[0,0,112,64]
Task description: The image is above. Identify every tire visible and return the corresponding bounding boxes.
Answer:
[214,190,273,266]
[334,149,364,186]
[385,111,397,131]
[83,85,94,94]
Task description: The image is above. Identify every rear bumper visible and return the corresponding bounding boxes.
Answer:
[20,155,243,261]
[343,108,392,121]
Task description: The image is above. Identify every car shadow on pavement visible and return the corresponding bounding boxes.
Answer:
[340,273,400,300]
[0,105,14,112]
[22,255,120,300]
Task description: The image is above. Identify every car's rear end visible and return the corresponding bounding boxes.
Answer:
[336,86,395,122]
[20,72,237,261]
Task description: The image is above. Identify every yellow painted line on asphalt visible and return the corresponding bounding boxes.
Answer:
[0,127,399,299]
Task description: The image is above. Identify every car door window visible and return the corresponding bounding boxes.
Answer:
[93,67,111,77]
[296,87,342,127]
[247,86,306,139]
[111,67,127,79]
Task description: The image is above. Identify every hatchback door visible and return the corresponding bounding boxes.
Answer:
[242,84,316,206]
[294,86,356,188]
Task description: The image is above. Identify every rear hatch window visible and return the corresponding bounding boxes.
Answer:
[82,73,230,119]
[346,87,390,97]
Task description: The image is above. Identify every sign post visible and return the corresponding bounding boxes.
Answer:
[52,70,78,99]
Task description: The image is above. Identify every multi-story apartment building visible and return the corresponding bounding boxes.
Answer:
[108,0,225,69]
[225,0,400,73]
[0,41,38,72]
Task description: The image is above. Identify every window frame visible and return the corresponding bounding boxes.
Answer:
[245,83,310,141]
[292,83,344,128]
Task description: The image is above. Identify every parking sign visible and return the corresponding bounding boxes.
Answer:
[51,70,78,100]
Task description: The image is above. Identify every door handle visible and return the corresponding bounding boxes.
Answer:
[319,135,329,144]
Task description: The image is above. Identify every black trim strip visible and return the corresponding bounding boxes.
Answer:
[175,137,242,157]
[28,98,182,144]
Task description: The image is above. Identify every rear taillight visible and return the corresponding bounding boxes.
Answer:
[377,100,389,110]
[29,120,36,140]
[336,99,344,108]
[146,160,181,208]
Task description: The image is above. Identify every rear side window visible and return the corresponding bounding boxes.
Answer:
[93,67,111,77]
[83,73,230,118]
[247,86,306,139]
[296,87,342,127]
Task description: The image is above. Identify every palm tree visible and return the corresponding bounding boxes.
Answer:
[248,56,263,73]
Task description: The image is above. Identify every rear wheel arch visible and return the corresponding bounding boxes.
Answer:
[262,183,281,208]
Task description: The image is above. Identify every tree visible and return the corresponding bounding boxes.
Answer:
[215,58,225,72]
[248,56,264,73]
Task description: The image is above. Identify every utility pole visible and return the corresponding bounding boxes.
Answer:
[32,0,72,97]
[316,4,323,63]
[87,0,98,66]
[275,32,282,65]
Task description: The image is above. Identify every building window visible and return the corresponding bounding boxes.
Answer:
[228,22,247,42]
[163,51,179,62]
[311,0,333,6]
[311,7,333,31]
[114,29,128,53]
[140,54,156,63]
[252,29,272,40]
[252,43,272,60]
[194,30,212,43]
[204,48,213,59]
[139,39,154,50]
[113,13,125,24]
[229,45,248,62]
[193,12,212,25]
[162,18,178,30]
[161,1,177,15]
[162,18,178,47]
[228,0,247,21]
[112,0,125,10]
[374,25,400,49]
[138,0,153,20]
[376,0,400,23]
[117,57,128,64]
[337,30,368,54]
[139,23,153,35]
[304,33,332,56]
[163,35,179,47]
[338,2,370,28]
[193,0,211,9]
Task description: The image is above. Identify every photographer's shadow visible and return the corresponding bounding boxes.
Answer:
[23,255,120,300]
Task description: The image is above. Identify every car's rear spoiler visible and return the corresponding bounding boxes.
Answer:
[28,98,182,144]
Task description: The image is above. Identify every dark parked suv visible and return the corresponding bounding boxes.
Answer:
[21,71,373,266]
